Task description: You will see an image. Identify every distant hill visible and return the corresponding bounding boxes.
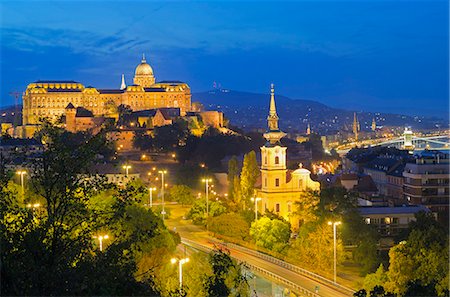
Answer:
[192,89,447,133]
[1,91,446,134]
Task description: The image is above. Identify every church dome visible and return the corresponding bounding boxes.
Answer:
[135,54,153,76]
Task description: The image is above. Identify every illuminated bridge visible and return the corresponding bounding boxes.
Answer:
[371,129,449,151]
[336,129,449,155]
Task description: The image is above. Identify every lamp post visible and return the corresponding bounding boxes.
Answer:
[122,165,131,176]
[94,234,109,252]
[148,187,156,207]
[159,170,167,220]
[202,178,212,230]
[250,197,261,221]
[328,221,341,284]
[16,170,26,198]
[26,203,40,219]
[171,257,189,292]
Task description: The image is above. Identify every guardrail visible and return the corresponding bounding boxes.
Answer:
[209,239,354,296]
[181,238,320,297]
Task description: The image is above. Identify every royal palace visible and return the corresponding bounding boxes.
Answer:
[17,55,194,137]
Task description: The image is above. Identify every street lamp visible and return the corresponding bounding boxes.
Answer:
[26,203,40,219]
[16,170,26,198]
[250,197,261,221]
[171,257,189,292]
[328,221,342,284]
[122,165,131,176]
[202,178,212,217]
[159,170,167,220]
[148,187,156,207]
[94,234,109,252]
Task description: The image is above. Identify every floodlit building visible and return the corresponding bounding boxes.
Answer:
[403,150,449,224]
[359,205,430,236]
[256,84,320,229]
[19,55,192,136]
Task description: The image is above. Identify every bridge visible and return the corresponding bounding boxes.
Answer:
[336,129,449,155]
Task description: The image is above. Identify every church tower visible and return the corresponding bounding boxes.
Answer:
[371,117,376,132]
[260,84,287,192]
[352,112,359,141]
[133,54,155,87]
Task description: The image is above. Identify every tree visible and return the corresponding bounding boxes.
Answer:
[203,248,249,297]
[293,190,320,225]
[186,199,226,225]
[227,156,239,201]
[0,123,167,296]
[250,217,290,253]
[170,185,195,206]
[240,151,259,210]
[209,213,250,241]
[288,221,345,274]
[359,212,449,297]
[363,264,388,293]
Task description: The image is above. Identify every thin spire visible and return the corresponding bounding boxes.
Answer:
[120,74,126,90]
[267,83,279,132]
[263,83,286,144]
[142,53,146,63]
[269,83,277,116]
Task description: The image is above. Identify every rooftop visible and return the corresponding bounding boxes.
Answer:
[358,205,430,215]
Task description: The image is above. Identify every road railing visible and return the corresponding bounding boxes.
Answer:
[210,239,355,296]
[181,238,320,297]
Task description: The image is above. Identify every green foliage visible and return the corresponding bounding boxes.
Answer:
[153,121,189,151]
[209,213,250,241]
[293,190,320,225]
[133,130,154,150]
[169,185,195,206]
[227,156,239,202]
[203,248,249,297]
[240,151,259,209]
[288,221,345,273]
[178,130,252,170]
[363,264,388,293]
[186,199,226,225]
[0,123,174,296]
[173,163,209,188]
[359,212,449,297]
[250,217,290,253]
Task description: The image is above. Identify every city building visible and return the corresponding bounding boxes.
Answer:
[18,55,192,137]
[403,150,449,224]
[359,205,431,236]
[256,85,320,229]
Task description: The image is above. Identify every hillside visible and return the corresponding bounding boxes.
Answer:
[192,89,447,133]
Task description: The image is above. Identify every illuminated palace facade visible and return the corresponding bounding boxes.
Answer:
[22,55,191,126]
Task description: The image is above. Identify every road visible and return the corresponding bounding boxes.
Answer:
[165,206,353,297]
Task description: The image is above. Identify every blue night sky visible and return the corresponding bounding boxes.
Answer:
[0,0,448,117]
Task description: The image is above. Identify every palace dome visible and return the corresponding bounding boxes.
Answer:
[135,55,153,76]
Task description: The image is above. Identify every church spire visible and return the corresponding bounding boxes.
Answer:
[263,84,286,145]
[267,83,279,132]
[142,53,146,63]
[120,74,126,90]
[353,112,359,141]
[371,117,376,131]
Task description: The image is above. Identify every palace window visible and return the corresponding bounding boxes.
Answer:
[275,178,280,187]
[299,179,304,189]
[275,203,280,212]
[275,156,279,165]
[264,156,267,164]
[264,178,267,187]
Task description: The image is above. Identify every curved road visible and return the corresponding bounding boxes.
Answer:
[166,206,353,297]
